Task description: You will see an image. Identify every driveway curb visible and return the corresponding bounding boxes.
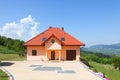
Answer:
[79,62,104,80]
[0,66,16,80]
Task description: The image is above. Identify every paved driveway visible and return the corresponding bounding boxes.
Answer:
[2,61,103,80]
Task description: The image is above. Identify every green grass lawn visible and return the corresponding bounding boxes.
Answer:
[0,69,9,80]
[0,53,26,61]
[0,53,26,80]
[89,61,120,80]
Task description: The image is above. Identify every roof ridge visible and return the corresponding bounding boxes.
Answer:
[42,27,61,34]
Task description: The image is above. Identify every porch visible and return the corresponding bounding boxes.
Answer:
[45,50,63,61]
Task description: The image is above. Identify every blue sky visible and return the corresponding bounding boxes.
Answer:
[0,0,120,47]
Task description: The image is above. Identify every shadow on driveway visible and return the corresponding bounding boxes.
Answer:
[0,62,14,66]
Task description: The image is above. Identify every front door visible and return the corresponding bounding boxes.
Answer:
[51,51,55,60]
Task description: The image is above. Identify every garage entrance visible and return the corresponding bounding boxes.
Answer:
[66,50,76,60]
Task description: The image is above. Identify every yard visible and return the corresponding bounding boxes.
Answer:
[1,53,120,80]
[0,69,9,80]
[0,53,26,61]
[1,61,103,80]
[0,53,26,80]
[89,61,120,80]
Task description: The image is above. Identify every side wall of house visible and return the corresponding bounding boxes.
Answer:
[61,46,80,61]
[27,46,46,60]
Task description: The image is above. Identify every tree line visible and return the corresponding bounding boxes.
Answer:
[0,35,25,53]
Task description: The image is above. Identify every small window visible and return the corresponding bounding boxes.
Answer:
[61,37,65,41]
[51,39,55,43]
[42,37,46,41]
[32,50,37,56]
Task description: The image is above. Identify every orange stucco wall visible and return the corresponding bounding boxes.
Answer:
[26,45,80,61]
[27,46,46,60]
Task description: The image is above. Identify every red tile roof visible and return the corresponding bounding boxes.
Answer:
[24,27,84,46]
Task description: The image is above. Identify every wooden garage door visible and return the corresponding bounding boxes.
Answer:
[66,50,76,60]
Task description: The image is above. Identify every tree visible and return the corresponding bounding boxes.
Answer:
[112,56,120,70]
[0,36,7,46]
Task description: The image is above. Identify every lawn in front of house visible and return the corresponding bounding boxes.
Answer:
[0,53,26,61]
[0,69,9,80]
[89,61,120,80]
[0,53,26,80]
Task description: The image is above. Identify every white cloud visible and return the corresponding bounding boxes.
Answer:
[0,15,40,41]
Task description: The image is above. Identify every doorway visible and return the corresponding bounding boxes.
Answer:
[51,51,55,60]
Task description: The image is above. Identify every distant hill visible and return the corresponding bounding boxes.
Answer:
[89,43,120,49]
[82,43,120,56]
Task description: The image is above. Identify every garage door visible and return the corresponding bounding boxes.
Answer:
[66,50,76,60]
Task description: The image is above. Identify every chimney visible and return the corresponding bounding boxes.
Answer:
[62,27,64,31]
[49,26,52,28]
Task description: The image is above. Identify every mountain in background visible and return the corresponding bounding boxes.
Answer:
[82,43,120,56]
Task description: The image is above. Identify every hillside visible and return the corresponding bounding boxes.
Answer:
[80,51,120,80]
[0,35,25,54]
[82,43,120,56]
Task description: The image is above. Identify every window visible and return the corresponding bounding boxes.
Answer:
[32,50,37,56]
[51,39,55,43]
[42,37,46,41]
[61,37,65,41]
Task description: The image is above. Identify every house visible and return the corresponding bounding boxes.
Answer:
[24,27,84,61]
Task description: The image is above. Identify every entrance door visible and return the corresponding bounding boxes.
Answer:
[51,51,55,60]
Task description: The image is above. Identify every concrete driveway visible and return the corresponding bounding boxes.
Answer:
[2,61,103,80]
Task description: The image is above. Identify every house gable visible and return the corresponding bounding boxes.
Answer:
[45,36,61,50]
